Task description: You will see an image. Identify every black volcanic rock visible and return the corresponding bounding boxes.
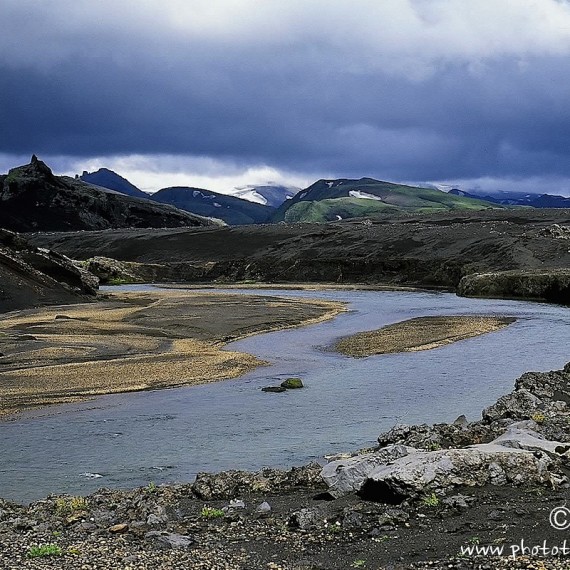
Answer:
[79,168,149,199]
[151,186,274,225]
[0,157,221,232]
[0,229,97,312]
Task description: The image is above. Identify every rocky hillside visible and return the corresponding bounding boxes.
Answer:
[0,157,221,232]
[151,186,275,225]
[0,229,97,312]
[274,178,500,222]
[29,209,570,303]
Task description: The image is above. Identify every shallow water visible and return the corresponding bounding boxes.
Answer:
[0,287,568,503]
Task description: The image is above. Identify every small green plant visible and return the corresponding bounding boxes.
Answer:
[427,441,441,451]
[55,496,89,516]
[351,560,366,568]
[200,506,225,518]
[27,544,62,558]
[144,481,157,494]
[531,412,546,424]
[67,546,81,555]
[106,277,138,286]
[326,521,342,534]
[468,536,480,545]
[421,492,440,507]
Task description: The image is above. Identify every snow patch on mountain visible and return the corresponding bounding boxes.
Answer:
[232,188,268,205]
[349,190,383,201]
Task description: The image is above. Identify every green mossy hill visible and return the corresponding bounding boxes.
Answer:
[274,178,500,222]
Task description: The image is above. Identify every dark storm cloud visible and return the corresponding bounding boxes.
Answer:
[2,0,570,188]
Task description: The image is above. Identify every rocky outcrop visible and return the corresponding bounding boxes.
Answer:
[322,363,570,502]
[83,256,141,284]
[0,229,97,311]
[192,463,324,500]
[324,422,567,503]
[458,269,570,304]
[538,223,570,239]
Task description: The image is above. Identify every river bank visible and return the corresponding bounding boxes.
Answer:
[0,290,344,417]
[1,362,570,569]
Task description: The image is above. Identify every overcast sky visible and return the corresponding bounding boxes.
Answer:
[2,0,570,194]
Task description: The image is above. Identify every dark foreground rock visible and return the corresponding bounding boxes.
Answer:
[0,228,97,311]
[2,364,570,569]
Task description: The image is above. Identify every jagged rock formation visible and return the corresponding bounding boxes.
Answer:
[0,229,97,311]
[0,156,221,232]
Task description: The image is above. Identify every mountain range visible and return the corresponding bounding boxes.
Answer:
[79,169,295,225]
[449,188,570,208]
[5,159,570,234]
[80,170,503,224]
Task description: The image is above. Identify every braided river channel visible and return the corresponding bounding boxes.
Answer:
[1,287,569,502]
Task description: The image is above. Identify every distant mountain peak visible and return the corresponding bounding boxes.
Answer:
[79,168,148,199]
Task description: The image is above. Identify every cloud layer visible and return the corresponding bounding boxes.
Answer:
[2,0,570,192]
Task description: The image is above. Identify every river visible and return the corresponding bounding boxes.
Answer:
[0,287,568,503]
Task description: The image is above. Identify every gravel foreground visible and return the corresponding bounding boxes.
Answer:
[2,363,570,569]
[1,468,570,570]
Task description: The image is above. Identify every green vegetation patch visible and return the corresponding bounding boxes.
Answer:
[27,544,62,558]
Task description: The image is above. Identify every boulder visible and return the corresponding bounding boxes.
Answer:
[145,531,194,549]
[261,386,287,393]
[482,389,543,422]
[281,377,304,389]
[322,421,567,502]
[359,445,554,503]
[321,445,411,498]
[289,508,322,530]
